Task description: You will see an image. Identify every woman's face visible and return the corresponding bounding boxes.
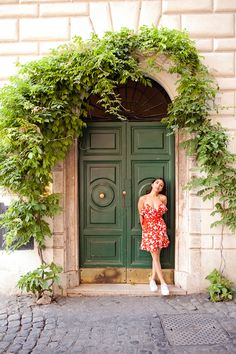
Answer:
[151,179,164,193]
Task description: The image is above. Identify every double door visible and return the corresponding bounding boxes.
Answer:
[79,121,175,282]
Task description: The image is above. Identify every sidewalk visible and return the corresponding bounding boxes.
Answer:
[0,291,236,354]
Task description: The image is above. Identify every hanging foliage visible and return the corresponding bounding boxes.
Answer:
[0,26,235,255]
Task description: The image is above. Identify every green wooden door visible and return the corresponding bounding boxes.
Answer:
[79,121,175,278]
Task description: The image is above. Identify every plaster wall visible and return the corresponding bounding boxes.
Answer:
[0,0,236,294]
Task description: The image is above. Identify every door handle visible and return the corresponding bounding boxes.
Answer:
[122,190,126,208]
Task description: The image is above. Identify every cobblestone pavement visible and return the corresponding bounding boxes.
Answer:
[0,293,236,354]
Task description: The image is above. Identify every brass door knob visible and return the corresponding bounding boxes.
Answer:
[99,192,105,199]
[122,191,127,196]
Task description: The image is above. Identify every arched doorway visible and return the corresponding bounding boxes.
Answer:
[79,79,175,283]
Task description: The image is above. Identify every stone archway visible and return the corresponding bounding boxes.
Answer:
[53,72,193,294]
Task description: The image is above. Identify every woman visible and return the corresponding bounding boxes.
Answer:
[138,178,170,295]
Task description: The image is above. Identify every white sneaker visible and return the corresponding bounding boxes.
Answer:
[149,279,158,292]
[161,283,169,296]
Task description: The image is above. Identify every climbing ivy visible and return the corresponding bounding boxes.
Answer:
[0,26,235,257]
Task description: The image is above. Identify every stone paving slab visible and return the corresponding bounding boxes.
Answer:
[0,293,236,353]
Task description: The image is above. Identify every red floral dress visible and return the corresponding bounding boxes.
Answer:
[140,203,170,252]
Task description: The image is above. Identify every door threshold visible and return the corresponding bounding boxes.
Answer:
[67,283,186,297]
[80,268,174,284]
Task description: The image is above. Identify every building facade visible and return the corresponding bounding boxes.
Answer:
[0,0,236,294]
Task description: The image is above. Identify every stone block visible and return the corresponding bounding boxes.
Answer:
[213,234,236,249]
[186,273,204,293]
[174,271,188,290]
[189,210,201,234]
[215,91,235,115]
[18,55,42,65]
[110,1,140,32]
[217,250,236,285]
[30,0,70,2]
[189,195,214,210]
[44,216,53,235]
[53,233,64,248]
[201,249,236,286]
[70,17,94,40]
[189,249,201,273]
[201,209,221,235]
[0,42,38,55]
[52,171,64,194]
[163,0,212,13]
[40,3,88,17]
[42,248,54,264]
[0,56,18,80]
[52,160,64,171]
[44,233,53,248]
[200,250,221,277]
[0,4,37,18]
[53,248,64,268]
[139,1,161,27]
[53,213,64,234]
[20,18,69,41]
[214,0,236,11]
[0,19,18,41]
[189,195,201,209]
[0,0,18,3]
[214,38,236,51]
[89,2,112,38]
[211,115,236,130]
[189,235,201,249]
[217,78,236,91]
[189,209,228,236]
[202,53,235,77]
[39,41,66,55]
[175,237,188,272]
[159,14,180,30]
[182,14,234,37]
[227,130,236,153]
[67,271,80,288]
[201,235,213,249]
[193,38,213,52]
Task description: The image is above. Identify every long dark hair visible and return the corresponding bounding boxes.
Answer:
[146,177,166,195]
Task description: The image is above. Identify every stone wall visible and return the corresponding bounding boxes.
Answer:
[0,0,236,293]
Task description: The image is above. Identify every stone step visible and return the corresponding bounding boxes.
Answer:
[67,284,187,297]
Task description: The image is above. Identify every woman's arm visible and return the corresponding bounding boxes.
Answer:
[160,194,167,206]
[138,196,145,227]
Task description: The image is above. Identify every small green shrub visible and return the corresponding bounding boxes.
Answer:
[206,269,235,302]
[17,262,63,300]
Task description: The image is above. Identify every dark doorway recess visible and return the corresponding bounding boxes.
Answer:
[87,79,171,121]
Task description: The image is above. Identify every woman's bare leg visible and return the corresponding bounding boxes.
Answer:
[150,260,156,281]
[150,250,166,284]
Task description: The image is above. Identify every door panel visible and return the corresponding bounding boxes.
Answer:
[131,127,170,155]
[127,122,175,269]
[81,161,124,267]
[85,127,122,155]
[80,124,126,267]
[79,122,175,274]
